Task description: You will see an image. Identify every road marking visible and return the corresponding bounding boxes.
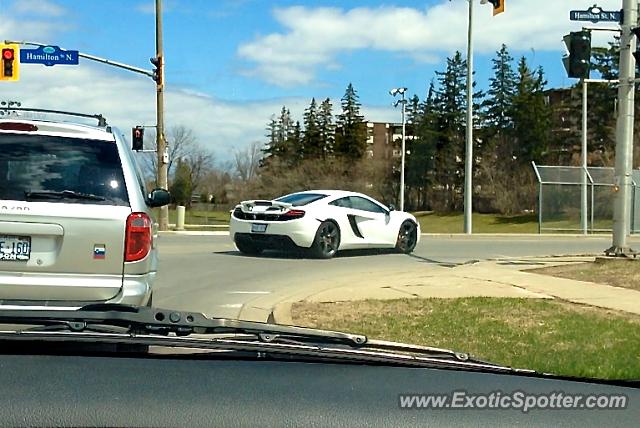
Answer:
[218,303,243,308]
[227,291,271,295]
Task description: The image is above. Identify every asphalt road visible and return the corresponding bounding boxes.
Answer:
[153,233,635,319]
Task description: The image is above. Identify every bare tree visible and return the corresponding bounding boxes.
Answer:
[139,125,199,185]
[233,141,262,182]
[184,146,215,194]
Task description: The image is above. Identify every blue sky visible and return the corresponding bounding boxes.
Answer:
[0,0,622,158]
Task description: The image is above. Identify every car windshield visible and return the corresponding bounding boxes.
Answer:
[0,134,129,206]
[5,0,640,388]
[274,193,327,206]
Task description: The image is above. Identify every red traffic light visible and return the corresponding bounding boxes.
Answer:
[2,49,14,61]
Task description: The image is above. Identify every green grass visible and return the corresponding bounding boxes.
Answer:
[530,259,640,291]
[415,212,539,233]
[292,297,640,380]
[153,209,231,226]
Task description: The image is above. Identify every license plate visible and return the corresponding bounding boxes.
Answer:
[251,223,267,233]
[0,235,31,262]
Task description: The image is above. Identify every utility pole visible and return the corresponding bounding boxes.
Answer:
[156,0,169,231]
[400,96,406,212]
[581,78,588,235]
[464,0,474,235]
[390,87,407,211]
[607,0,637,256]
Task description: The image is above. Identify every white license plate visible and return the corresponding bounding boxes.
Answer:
[251,223,267,233]
[0,235,31,262]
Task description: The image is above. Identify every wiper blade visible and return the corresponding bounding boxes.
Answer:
[0,304,367,347]
[24,190,106,202]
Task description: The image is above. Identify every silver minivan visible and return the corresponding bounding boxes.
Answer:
[0,111,169,309]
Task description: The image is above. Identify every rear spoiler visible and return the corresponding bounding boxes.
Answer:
[239,200,293,212]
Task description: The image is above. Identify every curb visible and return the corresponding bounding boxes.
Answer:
[265,255,601,325]
[272,302,293,325]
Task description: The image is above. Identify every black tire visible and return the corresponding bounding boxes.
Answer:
[235,239,264,256]
[396,220,418,254]
[310,221,340,259]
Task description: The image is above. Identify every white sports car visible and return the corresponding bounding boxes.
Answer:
[229,190,420,258]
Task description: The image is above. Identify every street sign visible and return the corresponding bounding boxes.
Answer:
[569,5,622,23]
[19,45,79,67]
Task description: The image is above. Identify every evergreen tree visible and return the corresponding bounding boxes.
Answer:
[302,98,322,158]
[432,51,469,211]
[481,44,517,133]
[335,83,367,160]
[512,58,552,163]
[289,121,303,163]
[260,116,279,167]
[318,98,335,158]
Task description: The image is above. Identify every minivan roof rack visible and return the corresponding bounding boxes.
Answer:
[0,107,108,127]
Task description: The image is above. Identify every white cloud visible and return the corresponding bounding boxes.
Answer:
[12,0,66,17]
[2,64,315,160]
[1,0,68,42]
[238,0,622,86]
[135,2,156,14]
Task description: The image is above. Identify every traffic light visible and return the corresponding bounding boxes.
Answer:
[483,0,505,16]
[563,31,591,79]
[132,126,144,151]
[0,44,19,82]
[150,56,160,83]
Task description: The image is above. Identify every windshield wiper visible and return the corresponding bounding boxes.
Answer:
[0,303,367,346]
[0,304,513,370]
[24,190,106,202]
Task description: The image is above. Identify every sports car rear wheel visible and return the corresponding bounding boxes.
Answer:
[235,239,264,256]
[310,221,340,259]
[396,221,418,254]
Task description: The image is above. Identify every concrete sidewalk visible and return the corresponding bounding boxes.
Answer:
[236,256,640,324]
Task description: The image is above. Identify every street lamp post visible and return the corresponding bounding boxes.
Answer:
[390,87,407,211]
[464,0,474,235]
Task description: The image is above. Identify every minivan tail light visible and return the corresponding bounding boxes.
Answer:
[125,212,152,262]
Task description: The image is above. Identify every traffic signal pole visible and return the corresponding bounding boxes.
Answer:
[607,0,637,256]
[155,0,169,231]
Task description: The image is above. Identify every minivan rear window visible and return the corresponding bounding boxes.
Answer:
[0,134,129,206]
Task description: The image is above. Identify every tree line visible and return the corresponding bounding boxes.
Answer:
[147,41,629,213]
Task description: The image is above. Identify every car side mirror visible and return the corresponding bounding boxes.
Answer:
[147,188,171,207]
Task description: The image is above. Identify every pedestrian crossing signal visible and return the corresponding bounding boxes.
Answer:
[132,127,144,151]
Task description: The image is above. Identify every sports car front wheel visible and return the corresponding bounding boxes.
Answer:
[310,221,341,259]
[396,221,418,254]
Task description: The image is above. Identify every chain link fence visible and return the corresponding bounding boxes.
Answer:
[532,163,640,234]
